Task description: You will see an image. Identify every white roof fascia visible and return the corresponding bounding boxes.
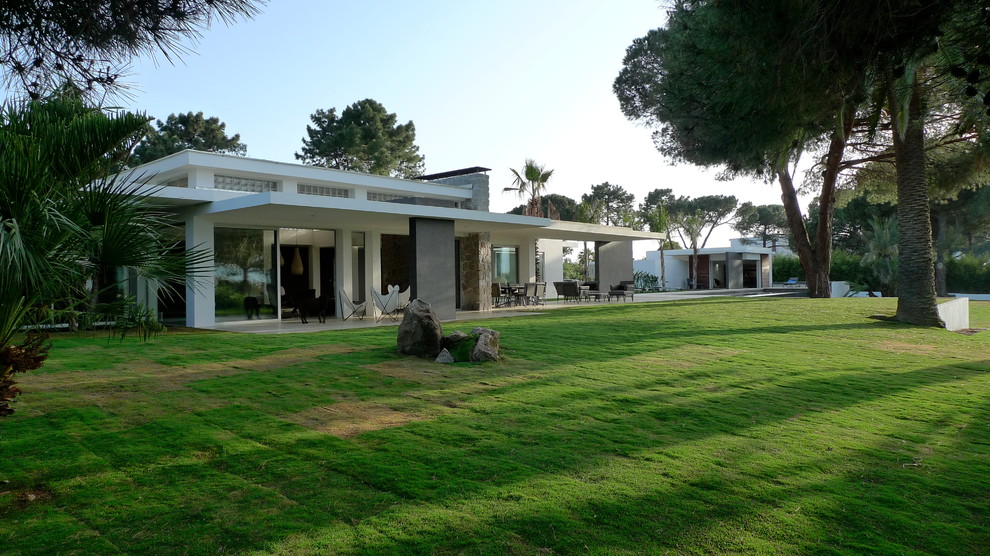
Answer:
[535,220,664,242]
[128,150,471,201]
[186,191,551,227]
[665,247,774,256]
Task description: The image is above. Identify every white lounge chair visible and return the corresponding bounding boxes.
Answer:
[371,288,398,322]
[338,288,366,321]
[393,285,411,311]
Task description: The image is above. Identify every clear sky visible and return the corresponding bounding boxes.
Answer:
[122,0,799,255]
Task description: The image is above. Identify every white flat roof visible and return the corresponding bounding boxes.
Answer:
[129,151,664,243]
[540,221,663,242]
[182,191,550,236]
[665,246,774,256]
[130,150,473,201]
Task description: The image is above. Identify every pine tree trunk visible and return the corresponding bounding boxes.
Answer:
[778,171,831,297]
[691,247,699,289]
[774,110,850,298]
[890,76,943,327]
[659,245,667,291]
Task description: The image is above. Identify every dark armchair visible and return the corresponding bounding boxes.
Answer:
[557,281,586,302]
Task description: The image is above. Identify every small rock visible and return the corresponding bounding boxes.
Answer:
[442,330,469,349]
[435,348,455,363]
[471,330,501,362]
[471,327,499,339]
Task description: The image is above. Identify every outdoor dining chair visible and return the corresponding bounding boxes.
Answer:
[533,282,546,305]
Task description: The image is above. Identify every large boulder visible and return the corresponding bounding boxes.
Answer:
[470,327,501,362]
[397,299,444,358]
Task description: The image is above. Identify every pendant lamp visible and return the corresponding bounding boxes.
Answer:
[291,247,304,275]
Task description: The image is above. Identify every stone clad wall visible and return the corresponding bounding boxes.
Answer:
[431,173,490,212]
[460,232,492,311]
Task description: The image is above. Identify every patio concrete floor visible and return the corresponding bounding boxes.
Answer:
[212,288,805,334]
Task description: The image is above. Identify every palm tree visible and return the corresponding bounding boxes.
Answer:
[505,159,554,217]
[644,205,671,291]
[576,199,605,281]
[861,216,899,297]
[505,159,554,281]
[0,91,205,418]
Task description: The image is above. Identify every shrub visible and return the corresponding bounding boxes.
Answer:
[634,270,659,291]
[772,255,803,282]
[947,255,990,293]
[215,279,246,310]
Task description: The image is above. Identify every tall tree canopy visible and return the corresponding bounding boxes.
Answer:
[733,203,789,248]
[614,1,859,298]
[668,195,739,250]
[295,99,424,179]
[508,193,578,221]
[0,0,262,98]
[615,0,990,324]
[581,182,635,226]
[130,112,246,165]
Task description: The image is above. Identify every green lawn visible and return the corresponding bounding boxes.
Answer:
[2,297,989,554]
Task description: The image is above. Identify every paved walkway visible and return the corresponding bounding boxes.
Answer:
[212,288,805,334]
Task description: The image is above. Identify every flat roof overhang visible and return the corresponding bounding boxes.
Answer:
[129,150,475,201]
[536,221,664,242]
[181,191,552,236]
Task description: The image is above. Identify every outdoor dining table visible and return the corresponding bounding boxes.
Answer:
[500,284,527,306]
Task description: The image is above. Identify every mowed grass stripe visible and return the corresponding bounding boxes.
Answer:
[2,297,989,554]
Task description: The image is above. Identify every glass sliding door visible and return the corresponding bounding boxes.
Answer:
[492,246,519,284]
[214,227,277,322]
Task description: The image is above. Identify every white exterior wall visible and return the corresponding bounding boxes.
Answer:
[665,257,691,290]
[634,251,691,290]
[541,238,564,297]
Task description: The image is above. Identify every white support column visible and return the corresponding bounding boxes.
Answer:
[282,179,298,194]
[185,215,215,328]
[309,244,321,297]
[366,230,382,319]
[335,229,353,320]
[519,236,538,283]
[541,238,563,296]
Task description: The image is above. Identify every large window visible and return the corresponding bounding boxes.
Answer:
[214,228,277,321]
[493,246,518,284]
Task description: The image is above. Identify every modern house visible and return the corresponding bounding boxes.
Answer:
[124,150,660,327]
[634,241,774,290]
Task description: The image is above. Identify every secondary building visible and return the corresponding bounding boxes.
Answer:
[635,242,774,290]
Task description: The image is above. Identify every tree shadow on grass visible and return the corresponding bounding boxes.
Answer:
[244,359,990,554]
[2,298,985,553]
[8,355,974,553]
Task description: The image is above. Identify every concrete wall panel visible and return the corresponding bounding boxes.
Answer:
[596,241,633,290]
[410,218,456,320]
